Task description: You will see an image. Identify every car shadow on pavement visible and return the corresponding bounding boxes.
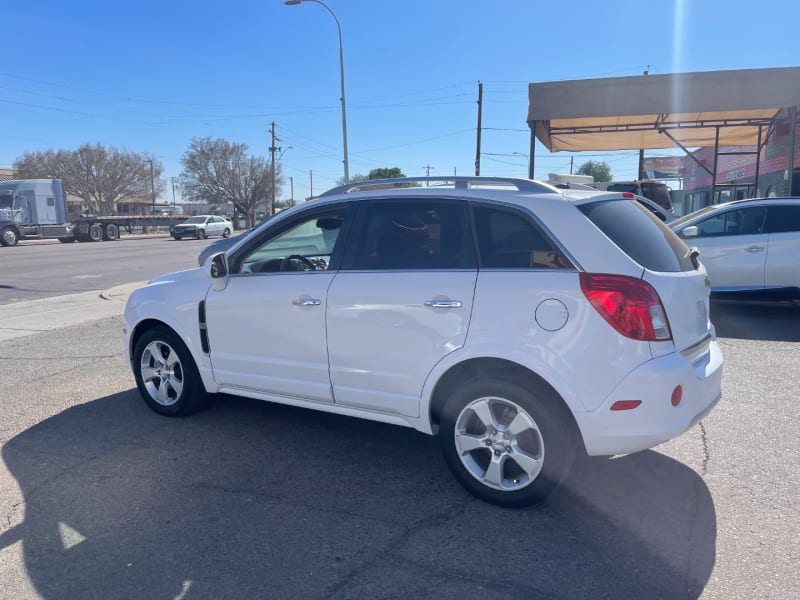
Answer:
[710,298,800,342]
[2,390,716,599]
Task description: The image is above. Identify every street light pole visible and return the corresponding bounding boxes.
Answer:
[170,177,177,208]
[512,152,530,176]
[285,0,349,183]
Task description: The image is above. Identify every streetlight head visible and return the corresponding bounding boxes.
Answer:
[284,0,303,5]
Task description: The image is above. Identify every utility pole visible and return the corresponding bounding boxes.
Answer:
[475,81,483,176]
[309,170,313,200]
[143,159,156,209]
[269,122,279,218]
[569,157,574,175]
[289,176,294,204]
[170,177,176,208]
[423,164,434,186]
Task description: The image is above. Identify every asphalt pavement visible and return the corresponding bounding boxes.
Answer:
[0,287,797,599]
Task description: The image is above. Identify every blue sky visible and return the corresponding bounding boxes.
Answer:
[2,0,797,202]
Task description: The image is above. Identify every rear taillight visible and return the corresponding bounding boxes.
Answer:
[580,273,672,342]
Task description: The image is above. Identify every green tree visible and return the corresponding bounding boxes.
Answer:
[335,173,369,186]
[179,137,279,227]
[367,167,405,179]
[14,144,163,216]
[576,160,612,183]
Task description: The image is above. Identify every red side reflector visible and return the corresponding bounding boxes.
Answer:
[611,400,641,411]
[621,192,635,198]
[671,386,683,407]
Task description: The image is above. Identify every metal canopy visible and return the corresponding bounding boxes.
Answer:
[528,67,800,151]
[526,67,800,199]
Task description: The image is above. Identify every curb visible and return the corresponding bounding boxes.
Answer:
[100,281,148,302]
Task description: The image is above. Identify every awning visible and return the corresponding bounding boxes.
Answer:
[528,67,800,152]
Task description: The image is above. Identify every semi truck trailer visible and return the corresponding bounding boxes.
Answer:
[0,179,184,246]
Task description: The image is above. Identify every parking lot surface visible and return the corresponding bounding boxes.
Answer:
[0,287,797,598]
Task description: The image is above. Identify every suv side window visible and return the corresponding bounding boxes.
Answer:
[764,205,800,233]
[345,200,475,270]
[473,204,570,269]
[233,207,348,274]
[696,206,766,236]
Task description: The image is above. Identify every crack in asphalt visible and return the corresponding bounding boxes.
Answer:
[699,422,710,476]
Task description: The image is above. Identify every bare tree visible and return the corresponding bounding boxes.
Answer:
[14,144,163,216]
[179,137,278,228]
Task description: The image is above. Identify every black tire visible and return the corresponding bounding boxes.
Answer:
[58,236,76,243]
[88,223,103,242]
[172,235,182,241]
[439,377,577,508]
[103,223,120,241]
[132,326,210,417]
[222,228,231,238]
[196,229,206,240]
[1,226,19,246]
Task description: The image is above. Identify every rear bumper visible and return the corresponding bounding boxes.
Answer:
[574,338,723,456]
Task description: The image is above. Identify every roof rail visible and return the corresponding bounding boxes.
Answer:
[319,176,559,197]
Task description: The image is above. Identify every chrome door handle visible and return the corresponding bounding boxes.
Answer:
[745,246,766,253]
[292,298,321,306]
[424,299,462,309]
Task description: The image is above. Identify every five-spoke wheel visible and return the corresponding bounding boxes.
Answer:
[132,326,209,416]
[454,396,545,492]
[140,339,185,407]
[439,377,575,507]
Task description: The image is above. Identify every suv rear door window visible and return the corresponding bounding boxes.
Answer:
[764,205,800,233]
[579,199,695,272]
[345,200,475,270]
[473,205,570,269]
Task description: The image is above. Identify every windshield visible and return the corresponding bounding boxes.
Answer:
[183,217,206,224]
[670,205,720,228]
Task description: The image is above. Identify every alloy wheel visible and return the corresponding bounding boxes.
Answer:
[139,340,185,406]
[453,396,545,491]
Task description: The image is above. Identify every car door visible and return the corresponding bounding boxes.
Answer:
[209,216,224,236]
[763,203,800,289]
[326,198,477,417]
[204,204,352,402]
[680,206,768,290]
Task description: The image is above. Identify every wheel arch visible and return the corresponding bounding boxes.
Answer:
[427,356,586,450]
[129,318,173,365]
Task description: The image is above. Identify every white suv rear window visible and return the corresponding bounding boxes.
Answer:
[579,200,695,272]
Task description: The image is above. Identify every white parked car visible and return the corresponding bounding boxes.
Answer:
[670,198,800,298]
[123,177,723,507]
[171,215,232,240]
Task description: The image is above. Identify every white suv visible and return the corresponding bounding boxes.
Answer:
[123,177,723,507]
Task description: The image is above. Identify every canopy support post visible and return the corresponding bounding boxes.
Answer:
[711,127,721,205]
[755,126,763,196]
[788,106,797,195]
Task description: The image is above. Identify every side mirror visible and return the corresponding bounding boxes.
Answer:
[206,252,229,291]
[681,225,699,238]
